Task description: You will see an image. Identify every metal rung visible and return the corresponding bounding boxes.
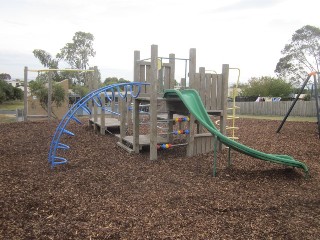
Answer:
[81,105,91,114]
[70,115,82,124]
[62,129,75,136]
[57,143,70,150]
[227,117,240,120]
[52,156,68,165]
[93,96,102,107]
[227,106,240,110]
[228,137,239,140]
[226,127,239,130]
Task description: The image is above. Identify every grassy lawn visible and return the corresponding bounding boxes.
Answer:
[0,100,24,110]
[237,114,317,122]
[0,114,16,123]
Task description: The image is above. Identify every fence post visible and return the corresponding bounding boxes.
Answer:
[23,67,28,121]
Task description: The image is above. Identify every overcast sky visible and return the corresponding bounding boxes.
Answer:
[0,0,319,85]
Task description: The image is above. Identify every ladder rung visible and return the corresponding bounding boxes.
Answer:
[226,127,239,130]
[227,106,240,110]
[62,129,75,136]
[228,137,239,140]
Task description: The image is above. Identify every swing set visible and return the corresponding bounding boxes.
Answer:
[277,72,320,138]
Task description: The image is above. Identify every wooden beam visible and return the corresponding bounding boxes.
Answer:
[189,48,196,89]
[100,92,106,135]
[150,45,158,160]
[23,66,28,121]
[47,71,52,121]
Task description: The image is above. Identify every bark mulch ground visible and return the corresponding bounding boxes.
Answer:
[0,118,319,239]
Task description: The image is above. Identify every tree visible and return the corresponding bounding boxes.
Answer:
[29,78,66,116]
[275,25,320,85]
[0,73,11,81]
[0,80,23,103]
[33,49,59,69]
[0,88,5,104]
[240,76,292,98]
[57,32,96,84]
[71,84,89,98]
[33,32,99,85]
[13,87,23,100]
[33,49,62,82]
[103,77,130,86]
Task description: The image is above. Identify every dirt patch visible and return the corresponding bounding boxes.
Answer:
[1,118,319,239]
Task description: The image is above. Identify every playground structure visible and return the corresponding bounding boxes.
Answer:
[114,45,229,160]
[277,72,320,138]
[46,45,309,177]
[48,45,229,165]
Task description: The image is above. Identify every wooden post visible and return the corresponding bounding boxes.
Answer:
[120,98,127,140]
[199,67,206,105]
[186,113,195,157]
[158,65,164,92]
[23,67,28,121]
[111,97,115,118]
[47,71,53,121]
[181,78,186,88]
[150,45,158,160]
[88,68,93,113]
[187,48,196,156]
[93,103,98,132]
[169,53,175,89]
[133,51,141,153]
[133,98,140,153]
[134,50,142,95]
[134,51,140,82]
[127,95,132,127]
[220,64,229,149]
[93,66,98,87]
[198,67,206,133]
[168,111,174,142]
[100,92,106,135]
[93,66,99,131]
[189,48,196,88]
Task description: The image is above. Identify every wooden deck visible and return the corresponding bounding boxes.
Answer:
[116,134,168,153]
[119,135,167,146]
[89,117,120,128]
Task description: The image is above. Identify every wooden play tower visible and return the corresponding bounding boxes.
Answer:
[116,45,229,160]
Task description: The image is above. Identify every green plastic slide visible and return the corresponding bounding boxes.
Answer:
[164,89,309,175]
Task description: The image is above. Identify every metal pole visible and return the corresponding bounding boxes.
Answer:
[276,74,312,133]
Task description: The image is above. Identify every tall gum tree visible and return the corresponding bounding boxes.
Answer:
[275,25,320,85]
[56,32,96,84]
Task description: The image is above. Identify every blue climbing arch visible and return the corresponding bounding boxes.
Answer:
[48,82,149,168]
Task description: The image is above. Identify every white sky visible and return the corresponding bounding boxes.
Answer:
[0,0,319,85]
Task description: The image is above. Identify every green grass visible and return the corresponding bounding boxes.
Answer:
[237,114,317,122]
[0,100,24,110]
[0,115,16,123]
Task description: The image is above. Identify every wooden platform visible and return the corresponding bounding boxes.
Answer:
[207,110,224,116]
[116,134,168,153]
[157,113,188,120]
[89,117,120,128]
